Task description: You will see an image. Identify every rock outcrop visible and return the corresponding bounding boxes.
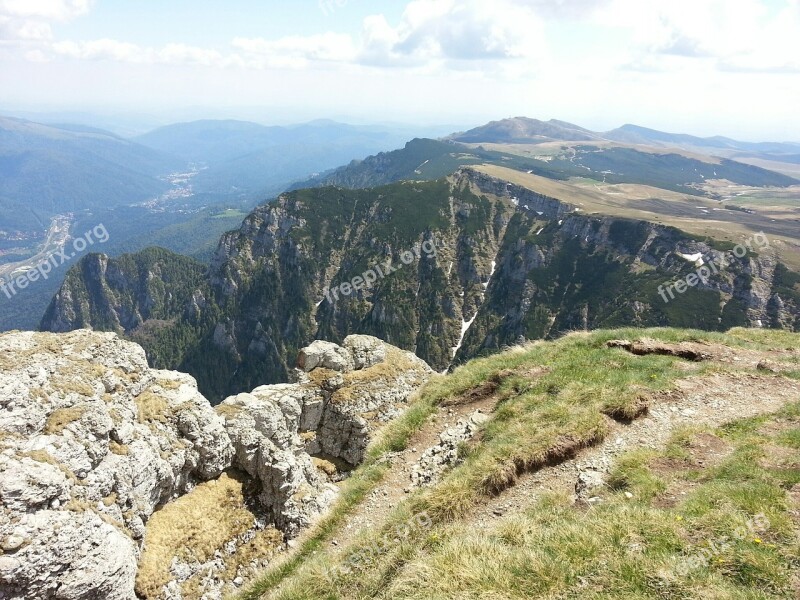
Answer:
[0,330,233,600]
[0,330,431,600]
[217,335,432,531]
[219,386,337,540]
[293,335,433,465]
[410,411,489,488]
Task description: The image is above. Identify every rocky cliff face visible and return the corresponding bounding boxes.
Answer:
[453,171,800,362]
[0,331,430,600]
[41,169,800,402]
[0,330,232,600]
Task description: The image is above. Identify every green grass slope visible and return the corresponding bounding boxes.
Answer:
[239,327,800,600]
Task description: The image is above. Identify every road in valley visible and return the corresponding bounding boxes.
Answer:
[0,215,73,284]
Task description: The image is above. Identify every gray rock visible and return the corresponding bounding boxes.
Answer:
[0,331,431,599]
[344,335,387,370]
[575,469,606,500]
[0,330,233,600]
[410,411,488,487]
[217,335,432,534]
[296,340,354,373]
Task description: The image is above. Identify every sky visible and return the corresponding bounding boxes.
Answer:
[1,0,799,140]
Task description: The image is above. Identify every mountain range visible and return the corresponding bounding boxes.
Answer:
[0,117,178,233]
[134,119,420,199]
[449,117,800,160]
[1,114,795,402]
[0,116,425,331]
[41,157,800,403]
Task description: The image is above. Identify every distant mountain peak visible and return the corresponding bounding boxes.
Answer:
[446,116,800,156]
[449,116,601,144]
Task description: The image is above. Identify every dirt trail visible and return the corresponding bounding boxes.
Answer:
[469,371,800,528]
[329,341,799,540]
[329,389,501,548]
[252,341,799,597]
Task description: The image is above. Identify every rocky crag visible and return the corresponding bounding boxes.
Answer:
[42,169,800,402]
[0,330,430,600]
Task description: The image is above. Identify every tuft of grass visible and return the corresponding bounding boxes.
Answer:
[44,405,87,435]
[135,391,173,425]
[109,440,129,455]
[136,471,282,598]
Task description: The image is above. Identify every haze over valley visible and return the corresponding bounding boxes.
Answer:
[1,2,799,600]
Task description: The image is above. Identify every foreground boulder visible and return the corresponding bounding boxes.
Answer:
[0,330,432,600]
[217,335,433,535]
[0,330,233,600]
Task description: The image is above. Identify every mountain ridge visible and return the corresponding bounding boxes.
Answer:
[449,116,800,154]
[41,168,800,402]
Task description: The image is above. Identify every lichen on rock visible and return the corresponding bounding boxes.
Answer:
[0,330,432,600]
[0,330,233,600]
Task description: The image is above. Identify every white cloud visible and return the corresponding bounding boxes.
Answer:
[53,38,143,62]
[359,0,548,68]
[598,0,800,73]
[509,0,612,19]
[0,0,89,46]
[0,15,52,41]
[51,39,236,68]
[0,0,90,21]
[37,1,549,75]
[156,44,229,68]
[232,33,357,69]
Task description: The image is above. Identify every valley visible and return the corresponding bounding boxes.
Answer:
[0,116,424,332]
[0,214,72,282]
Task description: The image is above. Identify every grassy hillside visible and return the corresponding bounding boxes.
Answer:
[135,119,415,199]
[238,327,800,600]
[0,116,179,231]
[290,138,577,190]
[294,137,797,199]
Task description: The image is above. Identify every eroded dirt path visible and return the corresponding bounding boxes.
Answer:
[469,368,800,528]
[252,340,800,598]
[329,388,501,549]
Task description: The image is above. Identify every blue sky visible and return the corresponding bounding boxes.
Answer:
[1,0,799,139]
[53,1,407,48]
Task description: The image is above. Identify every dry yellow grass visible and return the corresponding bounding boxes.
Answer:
[135,471,282,599]
[155,377,183,391]
[216,403,244,421]
[21,449,77,482]
[44,405,87,435]
[135,391,172,424]
[50,377,96,398]
[109,441,129,455]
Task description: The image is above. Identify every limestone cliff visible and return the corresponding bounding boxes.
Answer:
[0,331,430,600]
[41,169,800,402]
